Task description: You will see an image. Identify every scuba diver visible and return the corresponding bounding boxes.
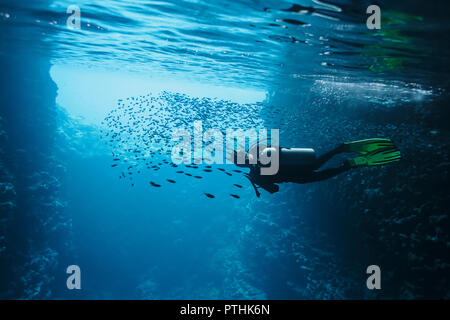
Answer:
[232,138,401,197]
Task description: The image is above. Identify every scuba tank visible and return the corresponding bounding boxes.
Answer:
[279,147,316,166]
[259,147,316,166]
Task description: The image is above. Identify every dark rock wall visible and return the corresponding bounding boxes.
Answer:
[0,0,71,298]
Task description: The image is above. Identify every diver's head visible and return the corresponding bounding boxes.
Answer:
[258,147,279,175]
[260,147,277,158]
[233,149,254,167]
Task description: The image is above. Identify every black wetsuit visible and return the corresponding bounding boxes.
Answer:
[247,144,351,195]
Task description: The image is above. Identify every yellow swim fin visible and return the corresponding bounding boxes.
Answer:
[346,147,401,167]
[343,138,396,155]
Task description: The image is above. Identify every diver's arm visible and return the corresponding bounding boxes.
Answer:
[258,182,279,194]
[245,174,261,197]
[250,180,261,197]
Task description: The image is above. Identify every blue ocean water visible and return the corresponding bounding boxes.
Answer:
[0,0,450,299]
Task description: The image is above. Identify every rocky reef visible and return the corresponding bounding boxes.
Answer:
[0,26,72,297]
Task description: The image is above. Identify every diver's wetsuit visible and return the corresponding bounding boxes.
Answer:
[247,144,351,196]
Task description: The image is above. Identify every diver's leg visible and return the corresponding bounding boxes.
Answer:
[306,163,351,182]
[312,144,345,170]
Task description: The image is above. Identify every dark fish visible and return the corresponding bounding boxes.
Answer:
[150,181,161,187]
[113,158,121,161]
[225,172,232,176]
[218,168,225,172]
[111,164,118,167]
[185,173,192,177]
[233,184,243,188]
[176,171,184,174]
[232,170,243,173]
[281,4,314,14]
[167,179,176,183]
[280,18,307,26]
[194,176,202,179]
[204,193,215,199]
[230,194,240,199]
[203,169,212,172]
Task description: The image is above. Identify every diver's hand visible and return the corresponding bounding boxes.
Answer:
[226,146,245,163]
